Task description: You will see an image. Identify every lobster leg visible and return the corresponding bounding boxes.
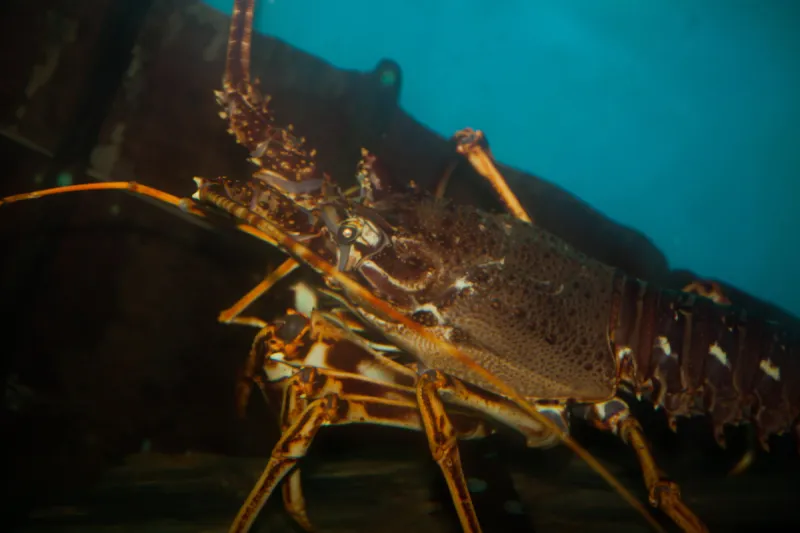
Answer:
[229,365,490,533]
[415,369,576,533]
[229,388,338,533]
[451,128,533,224]
[417,370,484,533]
[235,310,493,532]
[235,314,306,418]
[218,257,301,328]
[281,470,313,532]
[235,317,315,531]
[585,399,709,533]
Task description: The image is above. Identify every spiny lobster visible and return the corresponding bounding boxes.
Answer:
[2,1,799,533]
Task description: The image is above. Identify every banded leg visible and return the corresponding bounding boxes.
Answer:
[235,310,493,532]
[234,315,314,531]
[415,369,573,533]
[584,398,709,533]
[417,371,483,533]
[229,387,338,533]
[450,128,533,224]
[229,364,491,533]
[235,310,310,418]
[281,470,313,531]
[239,308,658,531]
[218,258,301,328]
[409,370,663,531]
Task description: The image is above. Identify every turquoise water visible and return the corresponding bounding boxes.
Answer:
[204,0,800,317]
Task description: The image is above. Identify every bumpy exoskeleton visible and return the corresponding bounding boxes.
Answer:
[321,193,620,401]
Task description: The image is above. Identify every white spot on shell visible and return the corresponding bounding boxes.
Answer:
[356,362,395,384]
[616,346,632,362]
[708,342,730,368]
[759,359,781,381]
[453,276,473,291]
[250,141,269,159]
[656,336,673,357]
[368,343,403,354]
[263,360,296,382]
[305,342,330,368]
[413,303,445,324]
[191,177,203,200]
[594,402,608,420]
[291,282,317,316]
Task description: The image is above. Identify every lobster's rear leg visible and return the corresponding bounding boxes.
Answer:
[584,399,709,533]
[447,127,533,224]
[682,280,731,306]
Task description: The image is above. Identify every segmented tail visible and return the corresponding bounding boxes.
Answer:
[611,273,800,451]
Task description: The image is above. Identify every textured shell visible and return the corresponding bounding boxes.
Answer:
[356,197,620,401]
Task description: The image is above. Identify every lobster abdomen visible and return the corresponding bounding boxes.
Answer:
[610,272,800,449]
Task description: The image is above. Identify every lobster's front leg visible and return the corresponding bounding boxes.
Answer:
[230,364,490,533]
[415,369,572,533]
[281,469,312,531]
[583,399,709,533]
[417,370,483,533]
[230,386,338,533]
[232,310,495,533]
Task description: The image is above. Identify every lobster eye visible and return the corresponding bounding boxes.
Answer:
[274,314,308,342]
[337,224,360,245]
